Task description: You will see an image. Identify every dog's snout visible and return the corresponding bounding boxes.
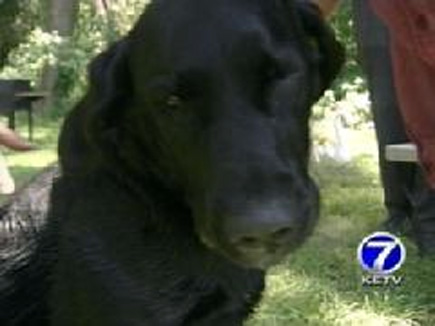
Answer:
[224,207,297,245]
[200,166,319,268]
[218,199,303,257]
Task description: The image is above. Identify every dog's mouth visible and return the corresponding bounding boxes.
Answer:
[228,247,293,270]
[199,232,302,270]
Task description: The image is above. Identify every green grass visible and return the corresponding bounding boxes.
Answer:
[3,118,435,325]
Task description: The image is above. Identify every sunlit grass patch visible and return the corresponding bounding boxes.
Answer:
[248,263,422,326]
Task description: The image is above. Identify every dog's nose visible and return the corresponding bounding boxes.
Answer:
[221,200,299,255]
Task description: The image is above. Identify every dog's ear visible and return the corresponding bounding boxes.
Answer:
[295,0,345,99]
[83,39,132,153]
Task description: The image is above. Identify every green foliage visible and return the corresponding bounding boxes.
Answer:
[50,0,149,115]
[53,1,111,114]
[0,0,40,67]
[329,1,363,94]
[311,2,372,151]
[0,0,149,116]
[56,0,148,109]
[0,28,63,83]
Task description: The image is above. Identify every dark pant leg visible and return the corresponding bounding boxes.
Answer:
[410,170,435,255]
[352,0,414,220]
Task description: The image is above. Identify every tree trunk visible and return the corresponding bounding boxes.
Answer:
[38,0,79,110]
[94,0,109,15]
[92,0,122,42]
[93,0,126,15]
[47,0,80,36]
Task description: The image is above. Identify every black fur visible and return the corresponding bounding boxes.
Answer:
[1,0,344,325]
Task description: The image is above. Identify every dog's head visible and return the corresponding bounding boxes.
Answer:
[65,0,344,269]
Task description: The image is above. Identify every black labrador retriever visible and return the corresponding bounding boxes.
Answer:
[1,0,344,325]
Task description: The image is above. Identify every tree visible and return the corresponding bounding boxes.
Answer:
[0,1,37,69]
[45,0,80,36]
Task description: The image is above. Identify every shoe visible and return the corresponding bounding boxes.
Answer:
[418,246,435,259]
[379,215,412,237]
[414,225,435,258]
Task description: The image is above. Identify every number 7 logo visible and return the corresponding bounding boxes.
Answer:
[366,240,398,272]
[358,232,406,275]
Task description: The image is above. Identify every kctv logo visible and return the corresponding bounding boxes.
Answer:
[357,232,406,286]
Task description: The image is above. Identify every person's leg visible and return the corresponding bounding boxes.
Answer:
[0,151,15,195]
[410,170,435,256]
[353,0,414,232]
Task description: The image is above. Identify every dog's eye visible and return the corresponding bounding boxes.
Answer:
[258,61,284,96]
[159,71,207,115]
[162,94,184,116]
[166,94,183,108]
[265,65,282,84]
[261,57,286,86]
